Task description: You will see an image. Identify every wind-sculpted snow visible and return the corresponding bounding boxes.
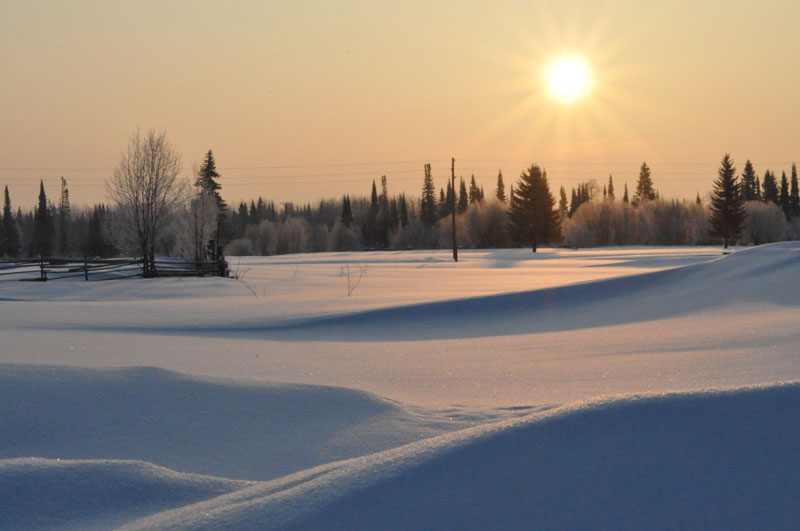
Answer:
[257,242,800,341]
[0,365,496,481]
[0,459,250,530]
[1,245,798,528]
[121,383,800,530]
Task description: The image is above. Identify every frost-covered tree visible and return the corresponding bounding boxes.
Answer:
[708,154,746,249]
[107,129,184,276]
[508,165,561,252]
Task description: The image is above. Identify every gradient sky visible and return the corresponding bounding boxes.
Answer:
[2,0,800,208]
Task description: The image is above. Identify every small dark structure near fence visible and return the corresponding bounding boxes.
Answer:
[0,247,228,282]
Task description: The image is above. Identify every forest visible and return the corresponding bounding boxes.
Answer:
[2,150,799,261]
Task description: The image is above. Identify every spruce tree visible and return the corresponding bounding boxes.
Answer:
[634,162,656,204]
[558,186,568,218]
[762,170,779,204]
[508,165,561,252]
[438,188,447,218]
[420,163,438,225]
[341,196,354,227]
[790,163,799,217]
[1,186,21,258]
[607,174,615,200]
[29,180,53,257]
[196,150,224,208]
[496,170,506,203]
[569,188,578,216]
[779,171,791,219]
[398,194,409,227]
[458,178,468,214]
[468,175,481,204]
[443,181,454,217]
[623,183,629,203]
[708,154,746,249]
[741,160,757,201]
[420,164,437,225]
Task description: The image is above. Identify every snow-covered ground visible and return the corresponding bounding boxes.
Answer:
[1,244,798,529]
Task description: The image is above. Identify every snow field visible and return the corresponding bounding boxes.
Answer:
[1,244,798,528]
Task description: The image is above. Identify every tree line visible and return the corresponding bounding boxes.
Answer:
[2,129,799,261]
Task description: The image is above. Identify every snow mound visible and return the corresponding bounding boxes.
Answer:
[0,365,485,481]
[0,458,249,530]
[124,382,800,530]
[262,242,800,340]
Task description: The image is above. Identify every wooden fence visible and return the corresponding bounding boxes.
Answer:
[0,256,228,282]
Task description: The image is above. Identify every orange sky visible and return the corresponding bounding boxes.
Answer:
[2,0,800,208]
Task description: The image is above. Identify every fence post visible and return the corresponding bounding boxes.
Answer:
[84,249,89,281]
[39,254,47,281]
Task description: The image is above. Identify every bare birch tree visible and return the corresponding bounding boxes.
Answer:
[107,129,184,277]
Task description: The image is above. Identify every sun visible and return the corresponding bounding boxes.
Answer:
[545,56,592,102]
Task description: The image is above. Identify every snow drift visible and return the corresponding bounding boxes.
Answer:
[122,382,800,530]
[258,242,799,340]
[0,365,483,481]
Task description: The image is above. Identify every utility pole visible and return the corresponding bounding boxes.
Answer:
[451,157,458,262]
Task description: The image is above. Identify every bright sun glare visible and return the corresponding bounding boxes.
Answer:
[545,57,591,102]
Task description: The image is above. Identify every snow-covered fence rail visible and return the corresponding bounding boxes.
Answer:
[0,256,228,282]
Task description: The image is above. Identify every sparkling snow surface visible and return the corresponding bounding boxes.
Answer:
[1,244,798,529]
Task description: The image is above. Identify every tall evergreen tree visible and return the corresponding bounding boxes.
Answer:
[558,186,568,218]
[622,182,629,203]
[420,163,438,225]
[443,181,454,217]
[398,194,409,227]
[634,162,656,204]
[495,170,506,203]
[790,163,799,217]
[762,170,779,204]
[468,175,481,204]
[708,154,746,249]
[196,150,224,207]
[569,188,578,216]
[1,186,21,258]
[779,171,791,219]
[508,165,561,252]
[29,180,53,257]
[607,174,615,200]
[341,195,354,227]
[741,160,757,201]
[457,178,468,214]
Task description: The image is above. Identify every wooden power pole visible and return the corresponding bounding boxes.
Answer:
[451,157,458,262]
